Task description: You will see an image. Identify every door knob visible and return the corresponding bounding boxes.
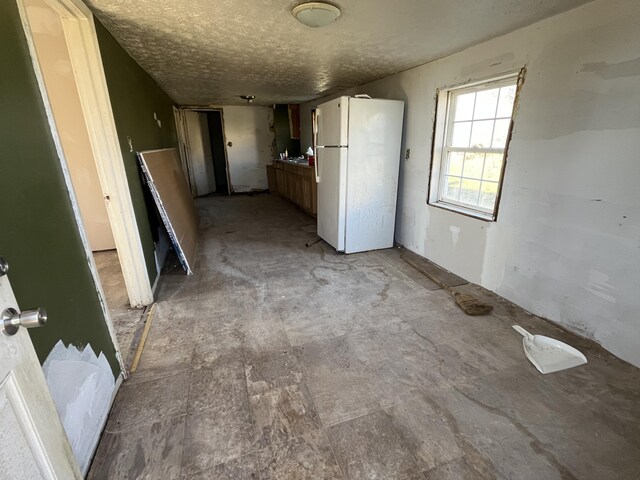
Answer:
[2,307,47,336]
[0,257,8,277]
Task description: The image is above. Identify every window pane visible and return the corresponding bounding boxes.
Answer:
[443,176,461,201]
[460,179,481,205]
[447,152,464,176]
[473,88,499,119]
[479,181,499,210]
[469,120,493,148]
[492,119,511,148]
[497,85,516,117]
[453,92,475,121]
[462,152,484,179]
[483,153,504,181]
[451,121,471,147]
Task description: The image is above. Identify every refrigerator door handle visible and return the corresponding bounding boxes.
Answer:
[314,108,320,135]
[314,145,324,183]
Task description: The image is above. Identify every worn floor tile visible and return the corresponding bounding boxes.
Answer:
[327,410,424,480]
[88,416,185,480]
[244,349,304,395]
[384,394,463,471]
[187,354,247,413]
[281,305,372,346]
[183,453,261,480]
[105,373,190,432]
[250,383,322,444]
[423,457,501,480]
[181,354,263,472]
[425,386,582,480]
[297,336,381,426]
[191,326,243,370]
[135,317,195,372]
[257,430,344,480]
[181,406,261,475]
[240,306,292,354]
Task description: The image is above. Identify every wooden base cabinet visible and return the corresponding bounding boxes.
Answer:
[269,161,317,216]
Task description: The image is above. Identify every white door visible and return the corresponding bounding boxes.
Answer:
[316,147,348,252]
[0,259,81,479]
[317,96,349,147]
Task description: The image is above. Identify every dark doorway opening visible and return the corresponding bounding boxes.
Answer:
[206,111,229,194]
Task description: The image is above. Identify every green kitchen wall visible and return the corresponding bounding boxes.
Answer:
[0,0,119,375]
[95,19,178,285]
[274,104,301,157]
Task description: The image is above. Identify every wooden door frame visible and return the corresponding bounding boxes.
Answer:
[16,0,159,373]
[176,106,233,195]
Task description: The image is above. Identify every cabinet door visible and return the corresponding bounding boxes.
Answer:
[275,169,285,197]
[294,174,303,208]
[300,176,311,212]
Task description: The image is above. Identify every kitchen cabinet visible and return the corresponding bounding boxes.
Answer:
[268,160,317,216]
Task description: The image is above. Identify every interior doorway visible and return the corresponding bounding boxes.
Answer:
[207,110,230,194]
[18,0,154,367]
[176,107,232,196]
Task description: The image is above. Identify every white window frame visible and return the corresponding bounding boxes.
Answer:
[428,69,524,221]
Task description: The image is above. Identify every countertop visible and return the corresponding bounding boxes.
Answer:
[274,158,313,169]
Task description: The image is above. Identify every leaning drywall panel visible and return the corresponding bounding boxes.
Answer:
[138,148,198,274]
[222,106,275,192]
[300,0,640,367]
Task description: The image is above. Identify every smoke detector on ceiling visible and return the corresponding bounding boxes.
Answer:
[292,2,341,28]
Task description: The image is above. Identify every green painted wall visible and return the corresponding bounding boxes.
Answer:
[95,20,178,284]
[0,1,119,376]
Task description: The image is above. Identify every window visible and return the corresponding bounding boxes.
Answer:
[429,71,522,220]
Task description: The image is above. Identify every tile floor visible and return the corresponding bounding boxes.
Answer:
[89,194,640,479]
[94,249,145,364]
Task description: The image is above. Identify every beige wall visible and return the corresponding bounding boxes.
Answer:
[25,0,115,251]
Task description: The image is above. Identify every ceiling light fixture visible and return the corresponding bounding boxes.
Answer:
[240,95,255,104]
[292,2,341,28]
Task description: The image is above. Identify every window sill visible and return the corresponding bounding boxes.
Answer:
[428,200,496,222]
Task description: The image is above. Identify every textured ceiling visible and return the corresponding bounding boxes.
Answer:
[86,0,591,106]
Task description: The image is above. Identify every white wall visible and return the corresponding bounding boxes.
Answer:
[184,110,216,196]
[223,106,274,192]
[301,0,640,367]
[26,0,115,251]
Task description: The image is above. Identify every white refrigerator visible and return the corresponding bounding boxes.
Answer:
[314,96,405,254]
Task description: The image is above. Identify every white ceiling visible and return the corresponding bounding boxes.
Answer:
[86,0,591,106]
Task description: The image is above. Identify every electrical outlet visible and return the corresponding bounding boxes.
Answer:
[405,148,411,160]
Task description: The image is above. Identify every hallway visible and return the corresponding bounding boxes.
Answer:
[89,195,640,479]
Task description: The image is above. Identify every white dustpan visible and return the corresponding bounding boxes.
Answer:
[512,325,587,374]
